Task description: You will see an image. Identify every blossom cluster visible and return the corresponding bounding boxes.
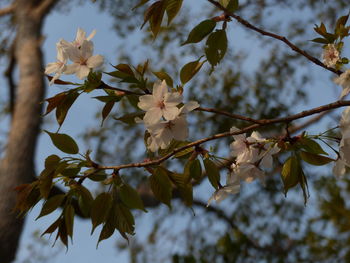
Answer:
[208,128,280,205]
[45,28,104,84]
[137,80,199,152]
[333,107,350,176]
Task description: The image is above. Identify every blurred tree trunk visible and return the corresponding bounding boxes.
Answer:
[0,1,58,262]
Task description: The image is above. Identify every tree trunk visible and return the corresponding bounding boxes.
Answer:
[0,1,57,262]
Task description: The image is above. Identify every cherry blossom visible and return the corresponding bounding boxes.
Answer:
[64,40,104,79]
[207,173,240,206]
[138,80,183,124]
[322,44,339,67]
[143,101,199,152]
[45,43,68,85]
[72,28,96,48]
[334,69,350,98]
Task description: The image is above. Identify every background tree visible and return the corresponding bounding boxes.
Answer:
[1,0,350,262]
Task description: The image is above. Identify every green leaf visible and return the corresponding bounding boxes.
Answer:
[41,217,61,237]
[203,158,220,189]
[188,159,202,181]
[115,202,135,239]
[90,192,113,234]
[336,14,349,31]
[182,20,216,45]
[219,0,239,12]
[153,71,174,87]
[58,219,68,248]
[93,95,122,103]
[44,92,67,116]
[114,64,135,76]
[84,72,102,92]
[86,169,107,182]
[114,112,145,124]
[36,194,66,219]
[101,101,115,126]
[149,167,173,208]
[300,151,333,166]
[45,131,79,154]
[310,38,329,44]
[180,58,206,84]
[97,221,115,246]
[165,0,183,25]
[64,204,75,239]
[55,91,79,127]
[281,156,301,195]
[299,137,327,155]
[143,1,166,38]
[205,30,228,69]
[76,185,93,217]
[119,183,147,212]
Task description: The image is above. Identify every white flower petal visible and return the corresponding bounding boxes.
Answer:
[163,106,179,121]
[153,80,167,100]
[138,95,156,111]
[64,63,80,75]
[76,65,90,79]
[86,55,104,69]
[45,62,60,74]
[143,108,163,124]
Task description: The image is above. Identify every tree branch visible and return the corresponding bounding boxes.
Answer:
[0,4,15,17]
[34,0,59,17]
[196,106,263,123]
[206,0,342,76]
[98,99,350,171]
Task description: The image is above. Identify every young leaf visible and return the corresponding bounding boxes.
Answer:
[203,158,220,189]
[119,183,147,212]
[64,204,75,239]
[149,167,173,208]
[180,58,206,84]
[219,0,239,12]
[182,20,216,45]
[90,192,113,234]
[153,71,174,87]
[189,159,202,181]
[205,30,228,69]
[44,92,67,115]
[281,155,301,195]
[41,217,61,237]
[165,0,183,25]
[101,101,115,126]
[300,151,333,166]
[55,91,79,127]
[36,194,66,219]
[299,137,327,155]
[115,202,135,236]
[45,131,79,154]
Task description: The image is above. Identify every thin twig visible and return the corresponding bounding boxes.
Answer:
[98,99,350,171]
[0,4,15,16]
[196,106,263,123]
[206,0,342,76]
[98,82,144,96]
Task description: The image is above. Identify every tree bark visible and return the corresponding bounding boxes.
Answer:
[0,0,58,262]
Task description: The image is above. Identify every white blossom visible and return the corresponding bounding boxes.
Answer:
[334,69,350,98]
[143,101,199,152]
[64,40,104,79]
[230,127,260,164]
[72,28,96,48]
[232,162,265,184]
[322,44,339,67]
[45,43,68,85]
[138,80,183,124]
[207,173,240,206]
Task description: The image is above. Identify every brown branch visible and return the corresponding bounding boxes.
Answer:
[0,4,15,16]
[33,0,59,17]
[4,39,17,114]
[206,0,342,76]
[98,99,350,171]
[196,106,263,123]
[98,81,144,96]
